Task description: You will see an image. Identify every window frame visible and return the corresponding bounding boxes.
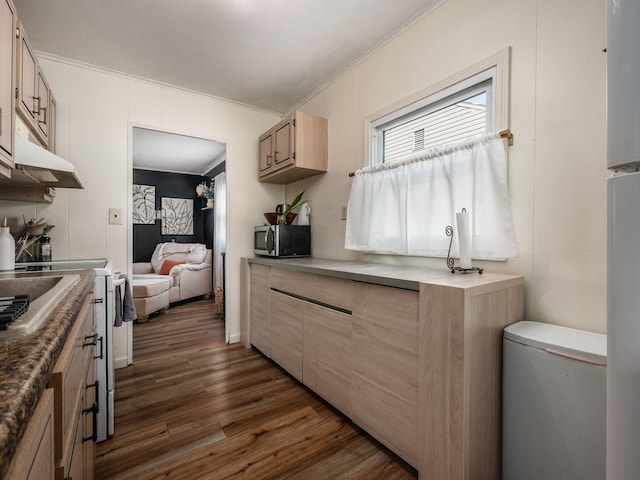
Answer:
[365,47,511,166]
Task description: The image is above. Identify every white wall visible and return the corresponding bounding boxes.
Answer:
[0,58,283,362]
[0,0,607,348]
[287,0,607,333]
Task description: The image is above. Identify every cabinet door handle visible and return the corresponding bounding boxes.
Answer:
[83,333,98,348]
[32,96,40,117]
[82,403,99,443]
[94,335,104,360]
[86,380,99,400]
[266,154,272,167]
[38,106,47,126]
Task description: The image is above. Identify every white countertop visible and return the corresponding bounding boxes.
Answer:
[247,256,520,291]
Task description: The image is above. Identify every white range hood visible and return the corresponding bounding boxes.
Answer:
[8,135,84,189]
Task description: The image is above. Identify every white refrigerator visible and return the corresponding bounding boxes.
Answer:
[607,0,640,478]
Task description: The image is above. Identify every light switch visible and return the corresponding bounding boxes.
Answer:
[109,208,123,225]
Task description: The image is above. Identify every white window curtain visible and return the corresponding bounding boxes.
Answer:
[213,172,226,315]
[345,132,518,259]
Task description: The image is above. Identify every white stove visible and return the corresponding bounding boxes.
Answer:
[16,258,121,442]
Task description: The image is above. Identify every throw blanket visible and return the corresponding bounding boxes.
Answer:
[158,242,194,259]
[114,274,137,326]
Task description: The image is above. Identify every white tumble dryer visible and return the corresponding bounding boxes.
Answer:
[502,321,606,480]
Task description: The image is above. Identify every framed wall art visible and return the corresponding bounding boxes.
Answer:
[161,197,194,235]
[132,184,156,224]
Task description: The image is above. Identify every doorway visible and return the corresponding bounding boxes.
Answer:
[127,126,228,357]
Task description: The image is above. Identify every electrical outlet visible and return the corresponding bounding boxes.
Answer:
[109,208,123,225]
[341,206,347,221]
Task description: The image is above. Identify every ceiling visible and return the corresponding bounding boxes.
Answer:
[14,0,442,175]
[13,0,442,114]
[132,127,226,176]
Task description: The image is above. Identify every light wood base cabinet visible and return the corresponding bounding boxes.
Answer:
[8,291,96,480]
[418,277,524,480]
[49,292,96,480]
[269,291,303,382]
[4,389,55,480]
[249,264,270,356]
[246,261,524,479]
[352,283,419,465]
[303,303,352,417]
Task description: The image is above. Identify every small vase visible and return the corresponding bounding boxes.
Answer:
[206,198,214,208]
[277,214,287,225]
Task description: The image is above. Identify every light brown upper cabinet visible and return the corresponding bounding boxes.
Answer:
[48,93,56,153]
[16,21,51,148]
[258,110,328,184]
[0,0,16,178]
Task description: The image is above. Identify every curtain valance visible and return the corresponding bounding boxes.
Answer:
[345,132,518,259]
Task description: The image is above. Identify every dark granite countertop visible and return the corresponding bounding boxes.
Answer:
[0,269,95,479]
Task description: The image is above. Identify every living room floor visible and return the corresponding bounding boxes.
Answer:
[95,297,417,479]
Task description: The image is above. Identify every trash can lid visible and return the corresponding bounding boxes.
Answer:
[504,321,606,365]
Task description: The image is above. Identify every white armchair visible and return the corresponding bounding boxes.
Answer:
[133,242,212,303]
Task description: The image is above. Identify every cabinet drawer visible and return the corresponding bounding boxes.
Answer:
[49,294,95,464]
[270,268,353,311]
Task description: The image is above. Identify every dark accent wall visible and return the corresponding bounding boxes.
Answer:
[206,161,225,179]
[133,169,213,262]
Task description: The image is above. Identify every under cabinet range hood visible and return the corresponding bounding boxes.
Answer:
[6,136,84,189]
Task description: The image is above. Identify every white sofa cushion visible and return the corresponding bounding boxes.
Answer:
[131,278,171,298]
[150,243,208,273]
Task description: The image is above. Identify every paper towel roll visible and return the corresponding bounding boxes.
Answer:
[456,209,472,269]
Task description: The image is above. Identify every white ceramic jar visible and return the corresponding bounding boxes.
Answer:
[0,223,15,271]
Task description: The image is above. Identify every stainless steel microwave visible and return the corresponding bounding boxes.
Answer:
[254,225,311,257]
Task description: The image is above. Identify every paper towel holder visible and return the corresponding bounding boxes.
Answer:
[445,224,484,274]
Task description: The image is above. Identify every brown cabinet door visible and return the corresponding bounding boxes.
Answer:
[274,118,293,167]
[303,303,352,416]
[4,389,55,480]
[83,354,96,480]
[48,94,56,153]
[270,291,303,381]
[17,23,37,125]
[250,264,271,356]
[0,0,15,173]
[259,133,272,173]
[351,283,419,466]
[35,70,49,141]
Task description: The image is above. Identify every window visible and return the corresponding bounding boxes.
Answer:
[368,48,510,165]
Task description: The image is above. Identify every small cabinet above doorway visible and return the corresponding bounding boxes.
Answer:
[258,110,327,184]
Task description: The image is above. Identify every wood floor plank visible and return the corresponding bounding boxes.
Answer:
[95,297,417,479]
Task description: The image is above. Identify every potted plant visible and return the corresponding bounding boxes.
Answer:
[202,184,214,208]
[278,190,304,224]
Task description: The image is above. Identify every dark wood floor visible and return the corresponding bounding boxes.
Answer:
[95,297,417,480]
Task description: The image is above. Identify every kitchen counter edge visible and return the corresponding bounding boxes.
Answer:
[0,268,95,479]
[246,256,523,291]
